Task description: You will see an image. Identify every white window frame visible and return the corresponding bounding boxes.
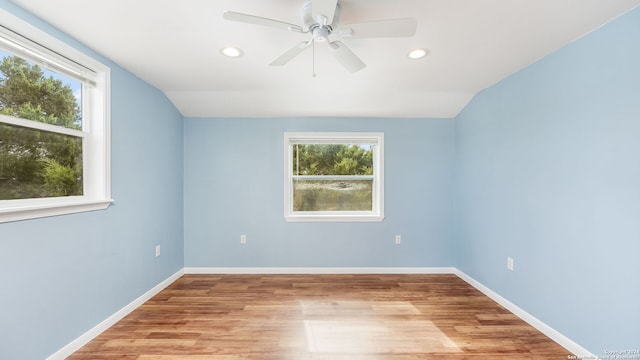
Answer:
[0,9,111,223]
[284,132,384,222]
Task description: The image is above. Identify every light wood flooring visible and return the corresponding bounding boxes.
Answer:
[68,274,573,359]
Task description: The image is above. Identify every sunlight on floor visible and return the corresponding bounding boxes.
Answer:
[300,300,460,354]
[304,319,460,354]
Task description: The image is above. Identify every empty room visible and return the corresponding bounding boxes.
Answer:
[1,0,639,359]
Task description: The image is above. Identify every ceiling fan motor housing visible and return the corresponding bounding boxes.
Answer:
[301,0,342,31]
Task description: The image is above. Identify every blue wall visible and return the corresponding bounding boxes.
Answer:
[454,6,640,355]
[184,118,454,268]
[0,1,184,359]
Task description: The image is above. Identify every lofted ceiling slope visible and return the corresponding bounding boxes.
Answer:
[8,0,640,118]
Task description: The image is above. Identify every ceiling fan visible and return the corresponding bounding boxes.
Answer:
[223,0,417,73]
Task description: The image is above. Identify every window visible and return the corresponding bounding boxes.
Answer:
[0,10,110,223]
[284,132,384,222]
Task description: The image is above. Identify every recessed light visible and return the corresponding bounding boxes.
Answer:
[220,47,244,58]
[408,48,429,59]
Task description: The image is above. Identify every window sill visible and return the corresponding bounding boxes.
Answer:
[0,199,113,223]
[285,214,385,222]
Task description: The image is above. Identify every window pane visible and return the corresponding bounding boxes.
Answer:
[292,144,374,176]
[0,49,82,130]
[0,123,83,200]
[293,179,373,211]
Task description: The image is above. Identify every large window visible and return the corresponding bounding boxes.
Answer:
[0,11,110,223]
[284,132,384,222]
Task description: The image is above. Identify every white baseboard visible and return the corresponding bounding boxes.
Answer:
[453,269,595,358]
[46,269,184,360]
[183,267,457,274]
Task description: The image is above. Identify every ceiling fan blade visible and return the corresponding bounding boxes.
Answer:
[337,18,417,38]
[312,0,338,25]
[328,41,365,73]
[270,41,313,66]
[223,11,303,32]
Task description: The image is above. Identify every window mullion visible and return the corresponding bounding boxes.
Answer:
[292,175,374,181]
[0,114,87,138]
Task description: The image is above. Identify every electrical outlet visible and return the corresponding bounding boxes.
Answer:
[155,245,161,257]
[395,235,401,244]
[240,235,247,244]
[507,257,514,271]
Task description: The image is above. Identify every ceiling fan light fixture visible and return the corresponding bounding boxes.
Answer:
[408,48,429,59]
[220,47,244,58]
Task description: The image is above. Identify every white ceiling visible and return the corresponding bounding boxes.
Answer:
[10,0,640,118]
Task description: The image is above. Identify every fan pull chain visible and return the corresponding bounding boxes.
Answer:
[312,40,316,78]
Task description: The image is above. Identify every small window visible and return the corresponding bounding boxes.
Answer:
[0,13,110,223]
[284,132,384,222]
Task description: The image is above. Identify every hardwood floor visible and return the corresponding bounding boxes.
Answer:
[69,274,573,359]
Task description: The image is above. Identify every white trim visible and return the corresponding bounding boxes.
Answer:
[0,114,86,138]
[0,24,97,85]
[184,267,457,274]
[292,175,374,181]
[454,269,595,358]
[46,269,184,360]
[285,214,385,222]
[285,133,382,144]
[0,198,113,223]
